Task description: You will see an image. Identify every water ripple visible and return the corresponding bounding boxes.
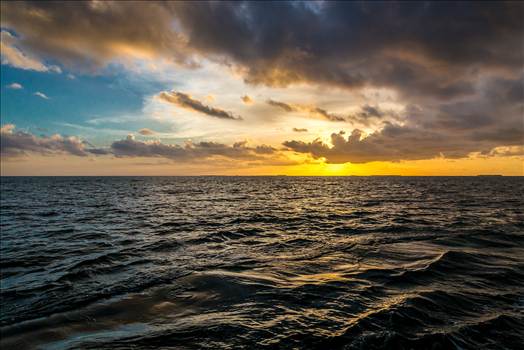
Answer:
[1,176,523,349]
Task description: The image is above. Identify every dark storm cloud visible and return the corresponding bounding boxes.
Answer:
[3,1,521,95]
[170,1,523,98]
[420,76,524,138]
[158,91,242,120]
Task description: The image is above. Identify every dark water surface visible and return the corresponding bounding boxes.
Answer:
[1,176,523,349]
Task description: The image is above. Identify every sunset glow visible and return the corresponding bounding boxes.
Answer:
[1,1,523,174]
[1,3,523,349]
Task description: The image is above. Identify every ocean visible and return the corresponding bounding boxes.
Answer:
[1,176,523,349]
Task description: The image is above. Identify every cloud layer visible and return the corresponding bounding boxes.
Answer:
[111,135,273,161]
[1,125,277,162]
[170,1,523,99]
[284,74,523,163]
[1,1,522,166]
[3,2,521,92]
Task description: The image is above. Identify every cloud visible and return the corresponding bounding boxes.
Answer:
[283,128,441,163]
[169,2,522,100]
[138,128,156,135]
[1,125,281,163]
[1,30,61,72]
[293,128,308,132]
[284,117,524,164]
[1,2,522,165]
[267,99,345,122]
[346,104,403,126]
[1,124,91,157]
[267,99,394,124]
[6,82,22,89]
[359,105,384,119]
[267,99,294,112]
[2,2,521,98]
[34,91,49,99]
[158,91,242,120]
[282,73,524,164]
[111,135,275,161]
[484,145,524,157]
[2,2,521,102]
[241,95,253,104]
[1,124,16,133]
[0,1,193,70]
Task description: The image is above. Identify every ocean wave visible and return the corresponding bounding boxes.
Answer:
[1,176,523,349]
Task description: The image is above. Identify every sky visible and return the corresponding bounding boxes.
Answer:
[1,1,523,176]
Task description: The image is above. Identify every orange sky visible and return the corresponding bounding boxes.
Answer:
[2,153,522,176]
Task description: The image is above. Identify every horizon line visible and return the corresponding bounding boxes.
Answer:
[1,174,517,178]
